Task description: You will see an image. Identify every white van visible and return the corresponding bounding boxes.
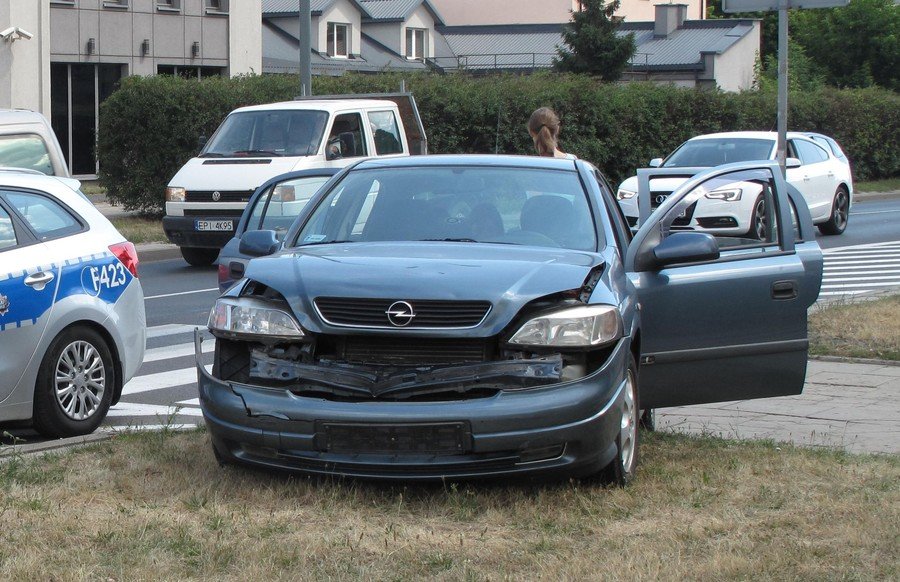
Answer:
[0,109,69,177]
[163,95,426,265]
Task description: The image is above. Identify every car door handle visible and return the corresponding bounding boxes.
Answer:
[24,271,55,291]
[803,175,811,182]
[772,280,798,300]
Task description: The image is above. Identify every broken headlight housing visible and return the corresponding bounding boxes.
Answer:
[208,297,304,339]
[508,304,622,348]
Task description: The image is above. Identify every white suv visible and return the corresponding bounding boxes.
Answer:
[0,170,145,437]
[616,131,854,237]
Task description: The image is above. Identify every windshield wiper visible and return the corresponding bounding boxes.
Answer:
[232,149,282,157]
[421,238,479,243]
[297,239,355,247]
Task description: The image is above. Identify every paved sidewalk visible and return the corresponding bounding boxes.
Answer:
[658,359,899,454]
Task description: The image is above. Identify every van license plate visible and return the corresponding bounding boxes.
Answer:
[196,220,233,231]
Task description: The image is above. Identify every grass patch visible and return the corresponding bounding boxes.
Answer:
[855,178,900,193]
[0,429,896,580]
[110,216,168,245]
[809,294,900,360]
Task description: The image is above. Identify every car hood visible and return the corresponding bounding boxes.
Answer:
[167,157,319,191]
[242,242,605,336]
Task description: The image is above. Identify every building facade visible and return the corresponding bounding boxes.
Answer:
[0,0,262,177]
[429,0,707,25]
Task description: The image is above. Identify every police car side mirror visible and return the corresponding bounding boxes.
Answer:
[239,230,281,257]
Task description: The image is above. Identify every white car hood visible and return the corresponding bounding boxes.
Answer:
[167,157,318,191]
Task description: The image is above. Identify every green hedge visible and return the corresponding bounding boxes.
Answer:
[98,73,900,214]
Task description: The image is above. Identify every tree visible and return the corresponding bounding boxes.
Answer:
[554,0,636,81]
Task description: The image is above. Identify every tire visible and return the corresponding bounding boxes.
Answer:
[748,195,767,240]
[818,186,850,236]
[32,326,115,438]
[600,354,640,486]
[180,246,219,267]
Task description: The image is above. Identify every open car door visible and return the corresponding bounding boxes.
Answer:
[625,161,823,408]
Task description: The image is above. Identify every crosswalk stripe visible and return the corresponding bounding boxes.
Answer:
[108,402,204,417]
[143,342,213,363]
[146,324,199,339]
[121,366,199,396]
[820,275,900,283]
[821,281,900,289]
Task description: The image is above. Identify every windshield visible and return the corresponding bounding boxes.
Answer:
[0,134,53,175]
[664,138,774,168]
[293,166,600,251]
[201,110,328,158]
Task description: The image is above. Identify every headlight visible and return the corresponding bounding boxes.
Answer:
[616,188,637,200]
[508,305,622,347]
[208,297,304,338]
[705,188,742,201]
[165,187,186,202]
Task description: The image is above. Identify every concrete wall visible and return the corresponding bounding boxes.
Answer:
[318,0,362,56]
[229,0,261,75]
[429,0,705,25]
[708,21,760,92]
[0,0,51,114]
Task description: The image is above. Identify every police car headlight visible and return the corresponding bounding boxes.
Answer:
[165,187,186,202]
[616,188,637,200]
[208,298,304,338]
[508,305,622,347]
[705,188,742,201]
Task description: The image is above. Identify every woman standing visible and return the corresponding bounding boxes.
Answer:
[527,107,576,159]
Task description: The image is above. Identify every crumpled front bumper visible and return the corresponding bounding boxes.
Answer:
[195,331,629,481]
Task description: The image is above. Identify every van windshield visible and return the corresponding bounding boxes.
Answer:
[201,110,329,158]
[0,134,53,175]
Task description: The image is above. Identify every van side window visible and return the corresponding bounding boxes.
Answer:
[368,111,403,155]
[0,135,53,176]
[325,113,368,160]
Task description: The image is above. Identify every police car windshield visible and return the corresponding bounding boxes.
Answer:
[663,138,774,168]
[202,110,328,158]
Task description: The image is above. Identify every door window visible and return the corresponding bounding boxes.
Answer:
[4,191,82,240]
[368,111,403,155]
[247,175,333,240]
[0,206,17,251]
[794,139,829,165]
[658,168,780,251]
[325,113,368,160]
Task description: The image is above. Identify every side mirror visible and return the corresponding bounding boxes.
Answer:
[653,232,719,268]
[649,158,663,168]
[786,157,801,169]
[239,229,281,257]
[198,135,208,150]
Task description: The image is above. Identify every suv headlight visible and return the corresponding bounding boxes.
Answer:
[165,187,186,202]
[616,188,637,200]
[508,305,622,347]
[208,297,304,338]
[705,188,742,201]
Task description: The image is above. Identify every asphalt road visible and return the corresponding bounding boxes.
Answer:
[816,197,900,250]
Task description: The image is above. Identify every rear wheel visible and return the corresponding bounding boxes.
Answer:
[33,326,115,438]
[600,355,639,486]
[818,186,849,235]
[180,246,219,267]
[748,195,767,240]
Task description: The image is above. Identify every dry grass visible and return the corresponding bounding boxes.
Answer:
[810,294,900,360]
[0,429,896,581]
[110,216,168,245]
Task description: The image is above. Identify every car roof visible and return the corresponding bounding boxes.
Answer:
[0,109,50,126]
[0,170,82,198]
[350,154,581,171]
[688,131,813,141]
[232,99,398,115]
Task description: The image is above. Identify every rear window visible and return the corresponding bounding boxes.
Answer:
[0,134,54,175]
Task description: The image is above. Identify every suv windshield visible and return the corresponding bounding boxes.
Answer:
[664,138,774,168]
[201,110,328,158]
[0,134,53,175]
[293,166,600,251]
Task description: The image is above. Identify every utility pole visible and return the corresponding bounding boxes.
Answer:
[299,0,312,96]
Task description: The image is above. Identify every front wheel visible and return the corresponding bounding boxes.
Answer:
[818,187,850,235]
[180,246,219,267]
[600,355,640,486]
[33,326,115,438]
[748,195,767,240]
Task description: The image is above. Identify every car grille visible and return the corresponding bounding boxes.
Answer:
[185,190,255,203]
[336,336,492,365]
[183,209,244,217]
[315,297,491,329]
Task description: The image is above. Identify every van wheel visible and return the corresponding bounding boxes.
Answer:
[180,247,219,266]
[33,326,115,438]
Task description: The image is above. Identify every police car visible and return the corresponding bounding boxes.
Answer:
[0,169,145,437]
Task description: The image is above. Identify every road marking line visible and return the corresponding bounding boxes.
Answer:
[821,275,900,283]
[121,366,205,396]
[100,423,201,432]
[143,342,213,363]
[146,324,199,339]
[108,402,204,417]
[820,281,900,289]
[145,288,219,300]
[178,398,201,407]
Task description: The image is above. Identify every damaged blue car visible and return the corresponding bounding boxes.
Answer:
[196,155,822,483]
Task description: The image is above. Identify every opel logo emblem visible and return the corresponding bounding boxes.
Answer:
[655,194,668,205]
[385,301,416,327]
[212,191,222,201]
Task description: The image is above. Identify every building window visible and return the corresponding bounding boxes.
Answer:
[157,0,181,12]
[327,22,349,58]
[205,0,228,14]
[103,0,128,8]
[406,28,426,61]
[50,0,76,5]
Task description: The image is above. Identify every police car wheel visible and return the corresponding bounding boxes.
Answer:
[33,326,115,438]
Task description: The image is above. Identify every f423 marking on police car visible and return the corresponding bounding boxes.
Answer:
[83,262,128,295]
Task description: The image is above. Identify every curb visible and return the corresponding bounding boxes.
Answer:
[0,431,112,461]
[809,354,900,367]
[137,242,182,263]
